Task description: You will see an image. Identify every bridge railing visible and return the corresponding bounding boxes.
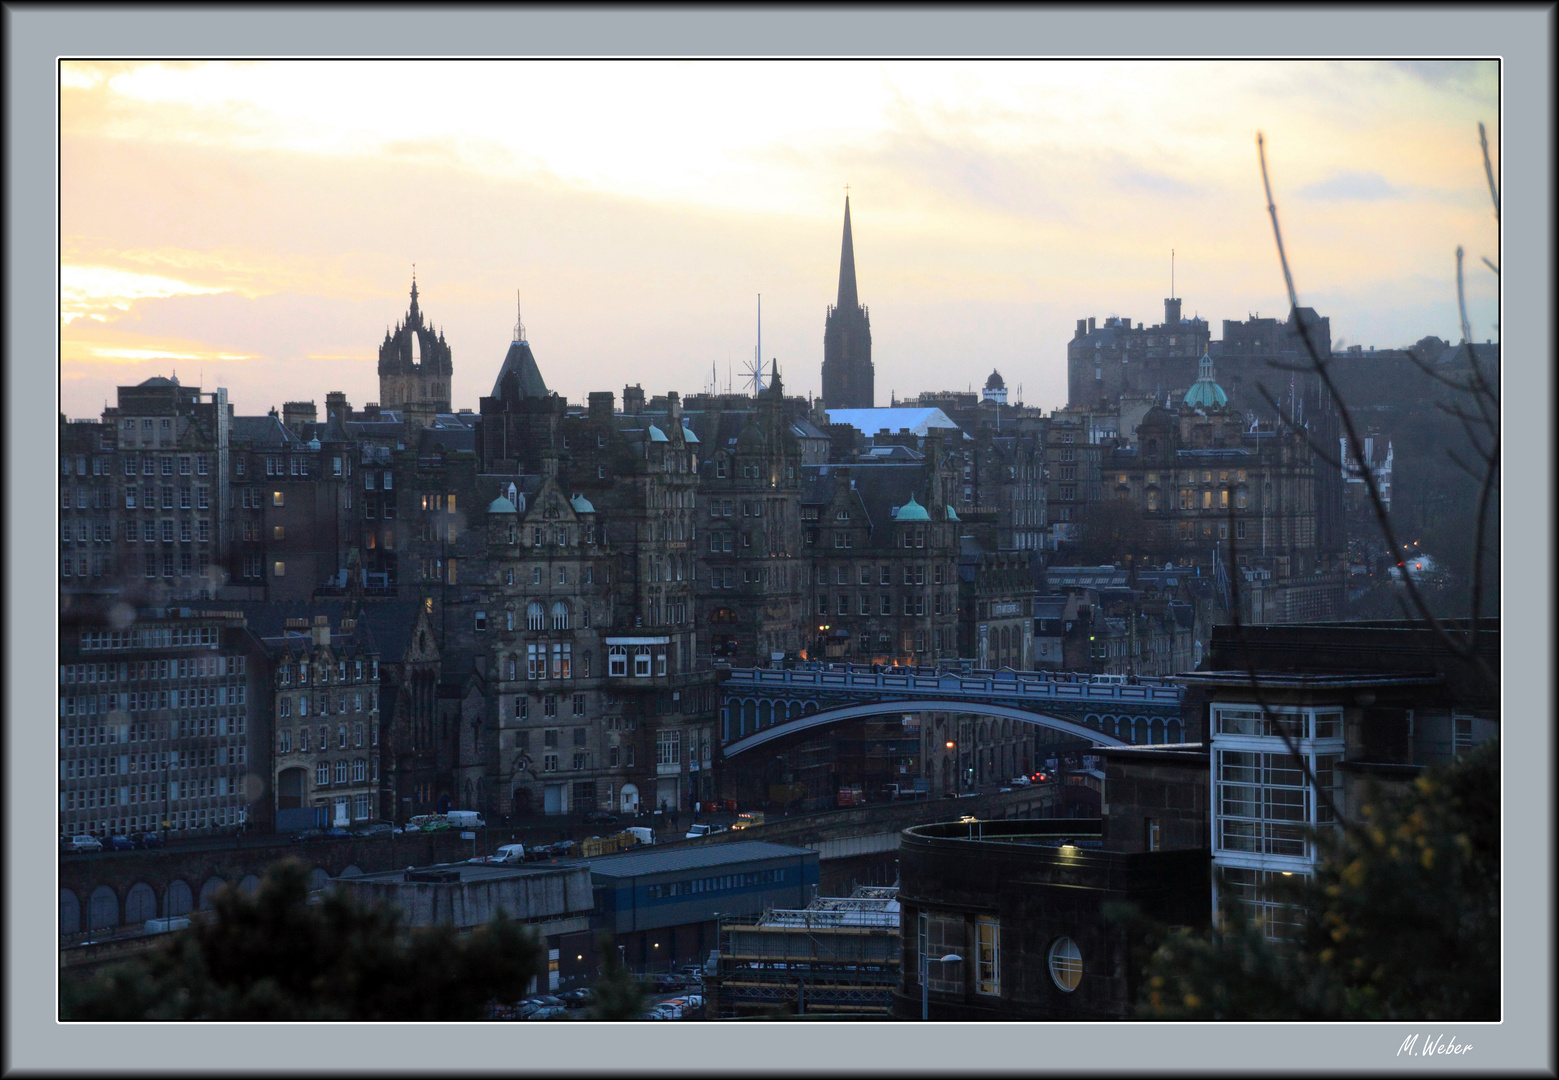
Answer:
[724,666,1182,705]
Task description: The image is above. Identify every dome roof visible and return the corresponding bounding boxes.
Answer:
[569,494,595,514]
[487,495,517,515]
[984,369,1006,391]
[1183,351,1228,409]
[945,504,961,522]
[647,424,669,443]
[895,493,930,522]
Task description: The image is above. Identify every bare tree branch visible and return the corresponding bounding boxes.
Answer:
[1479,121,1500,222]
[1256,132,1496,691]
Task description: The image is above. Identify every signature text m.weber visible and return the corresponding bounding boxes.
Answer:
[1398,1034,1474,1057]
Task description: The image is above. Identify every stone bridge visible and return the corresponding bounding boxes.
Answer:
[58,829,489,943]
[719,666,1186,755]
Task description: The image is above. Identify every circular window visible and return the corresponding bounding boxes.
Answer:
[1048,936,1082,992]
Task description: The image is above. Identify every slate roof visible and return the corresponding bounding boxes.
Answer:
[491,338,549,400]
[230,414,301,448]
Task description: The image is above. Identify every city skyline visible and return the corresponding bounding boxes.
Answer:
[60,59,1498,419]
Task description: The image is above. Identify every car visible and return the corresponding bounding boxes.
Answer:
[511,1002,543,1021]
[419,818,452,832]
[650,974,686,993]
[526,1004,568,1020]
[129,831,165,849]
[353,822,394,838]
[942,791,959,800]
[1009,776,1031,787]
[548,840,577,856]
[63,835,103,853]
[583,810,618,825]
[559,988,593,1009]
[400,824,421,833]
[289,828,326,844]
[105,835,137,852]
[325,827,354,839]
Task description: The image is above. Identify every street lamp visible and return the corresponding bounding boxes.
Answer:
[921,952,963,1020]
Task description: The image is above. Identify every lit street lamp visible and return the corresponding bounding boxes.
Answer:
[921,951,963,1020]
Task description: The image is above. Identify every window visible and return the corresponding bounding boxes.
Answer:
[474,610,487,632]
[609,647,627,677]
[918,912,965,993]
[633,648,651,678]
[273,561,286,578]
[1048,937,1082,992]
[551,601,569,630]
[272,490,284,507]
[1146,817,1162,852]
[656,729,680,766]
[317,761,330,786]
[528,601,545,630]
[335,760,349,784]
[976,917,1000,995]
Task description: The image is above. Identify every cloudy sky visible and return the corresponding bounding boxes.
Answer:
[59,59,1499,420]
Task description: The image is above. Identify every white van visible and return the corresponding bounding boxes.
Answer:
[1088,674,1127,686]
[625,826,655,846]
[487,844,526,864]
[445,810,485,829]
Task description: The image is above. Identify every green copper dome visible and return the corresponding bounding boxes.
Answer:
[1183,351,1228,409]
[895,493,931,522]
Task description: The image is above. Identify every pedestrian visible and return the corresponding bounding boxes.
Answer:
[695,801,701,819]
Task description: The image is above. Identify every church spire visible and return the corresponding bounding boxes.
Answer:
[836,194,858,311]
[408,268,421,326]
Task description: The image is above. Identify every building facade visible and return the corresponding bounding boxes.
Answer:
[59,605,272,842]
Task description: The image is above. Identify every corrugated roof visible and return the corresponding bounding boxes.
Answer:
[581,840,814,878]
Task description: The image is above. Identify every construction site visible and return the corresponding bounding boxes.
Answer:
[706,885,901,1018]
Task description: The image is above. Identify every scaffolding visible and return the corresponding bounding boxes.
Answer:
[708,885,901,1018]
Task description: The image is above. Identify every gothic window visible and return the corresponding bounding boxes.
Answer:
[528,602,545,631]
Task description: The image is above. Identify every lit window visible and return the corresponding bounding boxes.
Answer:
[976,917,1000,995]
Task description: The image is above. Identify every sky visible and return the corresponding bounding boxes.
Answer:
[58,59,1500,421]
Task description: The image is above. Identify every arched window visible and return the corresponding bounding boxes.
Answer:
[551,601,570,630]
[608,646,627,677]
[527,601,545,631]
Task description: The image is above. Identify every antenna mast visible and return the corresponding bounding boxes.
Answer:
[1171,248,1175,298]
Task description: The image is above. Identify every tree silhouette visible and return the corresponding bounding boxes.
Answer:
[61,859,544,1021]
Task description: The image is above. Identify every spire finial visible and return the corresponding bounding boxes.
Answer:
[837,192,859,311]
[514,289,526,343]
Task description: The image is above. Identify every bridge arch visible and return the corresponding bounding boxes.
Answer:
[60,888,81,936]
[125,882,158,924]
[165,879,193,917]
[722,698,1130,757]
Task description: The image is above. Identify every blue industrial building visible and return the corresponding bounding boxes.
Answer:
[583,841,820,971]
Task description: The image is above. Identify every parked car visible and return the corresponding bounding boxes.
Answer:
[103,835,135,852]
[583,810,617,825]
[650,974,686,993]
[559,988,593,1009]
[1009,776,1031,787]
[353,822,394,838]
[63,835,103,853]
[526,1005,568,1020]
[289,828,326,844]
[129,831,165,849]
[548,840,577,857]
[325,827,354,839]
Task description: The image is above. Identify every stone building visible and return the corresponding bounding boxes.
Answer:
[1067,298,1213,412]
[260,614,382,831]
[689,370,808,666]
[58,604,272,842]
[957,538,1033,670]
[820,195,874,410]
[798,450,962,666]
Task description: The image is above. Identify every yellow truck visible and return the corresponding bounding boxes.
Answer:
[731,811,766,831]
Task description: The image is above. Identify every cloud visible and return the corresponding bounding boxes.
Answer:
[1296,169,1404,202]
